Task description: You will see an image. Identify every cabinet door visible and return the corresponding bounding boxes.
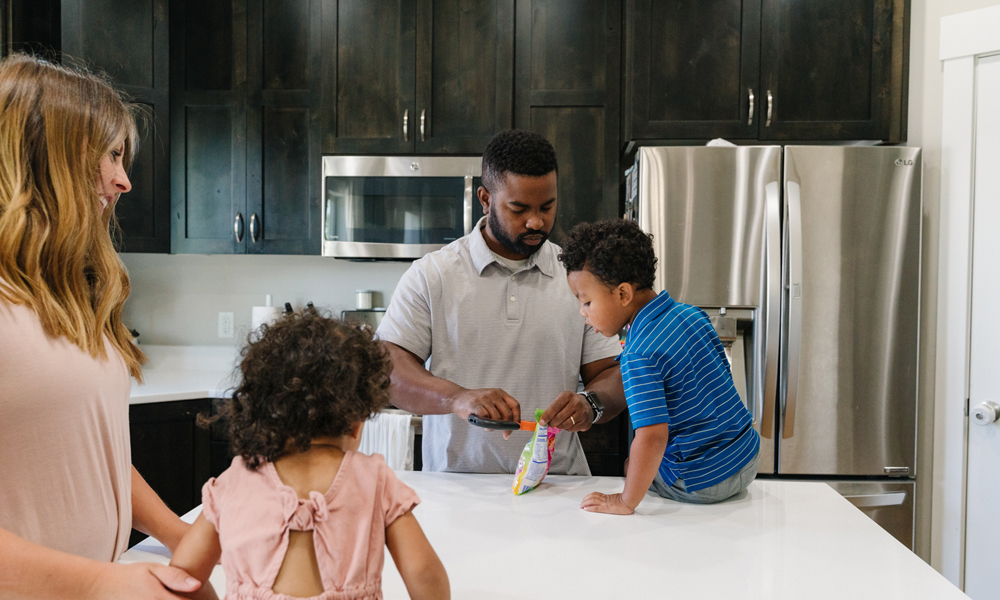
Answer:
[246,0,321,254]
[625,0,760,141]
[515,0,621,245]
[129,399,212,547]
[321,0,416,154]
[170,0,248,253]
[61,0,171,252]
[759,0,896,140]
[414,0,514,154]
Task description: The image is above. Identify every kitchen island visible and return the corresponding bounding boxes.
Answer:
[122,473,968,599]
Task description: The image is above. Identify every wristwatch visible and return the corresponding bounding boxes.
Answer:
[580,391,604,425]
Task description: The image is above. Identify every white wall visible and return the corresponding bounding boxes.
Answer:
[121,253,411,346]
[907,0,1000,568]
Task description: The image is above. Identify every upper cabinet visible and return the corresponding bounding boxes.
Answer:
[321,0,514,155]
[625,0,760,141]
[625,0,909,142]
[170,0,321,254]
[514,0,621,245]
[62,0,171,252]
[758,0,902,140]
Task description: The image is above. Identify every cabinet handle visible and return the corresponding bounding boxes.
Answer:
[420,109,426,142]
[234,212,244,243]
[748,88,755,126]
[250,213,259,243]
[766,90,773,127]
[403,109,409,142]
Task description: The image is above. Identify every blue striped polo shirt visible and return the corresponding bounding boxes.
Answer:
[620,291,760,491]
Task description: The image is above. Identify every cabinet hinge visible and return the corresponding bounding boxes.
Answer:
[965,397,970,417]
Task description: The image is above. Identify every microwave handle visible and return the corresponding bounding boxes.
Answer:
[464,175,474,234]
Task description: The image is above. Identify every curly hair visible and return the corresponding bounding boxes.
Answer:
[481,129,558,192]
[558,219,658,291]
[217,307,392,469]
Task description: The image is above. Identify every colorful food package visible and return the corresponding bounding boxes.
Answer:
[512,409,557,495]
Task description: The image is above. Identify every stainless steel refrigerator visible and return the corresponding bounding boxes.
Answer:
[625,145,921,548]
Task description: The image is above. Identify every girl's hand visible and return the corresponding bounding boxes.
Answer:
[580,491,635,515]
[89,562,201,600]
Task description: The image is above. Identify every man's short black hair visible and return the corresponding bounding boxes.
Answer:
[559,219,657,291]
[481,129,558,192]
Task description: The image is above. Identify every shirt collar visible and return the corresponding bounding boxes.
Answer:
[625,290,675,352]
[468,217,557,278]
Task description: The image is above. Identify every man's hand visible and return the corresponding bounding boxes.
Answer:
[580,492,635,515]
[88,562,201,600]
[540,391,593,432]
[450,388,521,439]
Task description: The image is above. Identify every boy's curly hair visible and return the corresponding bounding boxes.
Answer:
[218,307,392,469]
[558,219,657,291]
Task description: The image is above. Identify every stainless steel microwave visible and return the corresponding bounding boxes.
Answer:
[322,156,483,259]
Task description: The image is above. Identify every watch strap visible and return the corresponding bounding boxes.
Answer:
[581,391,604,424]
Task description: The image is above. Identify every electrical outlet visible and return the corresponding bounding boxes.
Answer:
[218,312,234,338]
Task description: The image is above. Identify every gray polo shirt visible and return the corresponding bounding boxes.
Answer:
[376,218,622,475]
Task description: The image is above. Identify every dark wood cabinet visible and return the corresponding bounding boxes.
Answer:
[514,0,621,245]
[171,0,320,254]
[759,0,903,140]
[61,0,171,252]
[626,0,909,142]
[170,0,248,254]
[321,0,514,155]
[246,0,322,254]
[129,399,212,547]
[578,413,629,476]
[625,0,760,141]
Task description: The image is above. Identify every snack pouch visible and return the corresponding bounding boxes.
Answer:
[512,408,557,495]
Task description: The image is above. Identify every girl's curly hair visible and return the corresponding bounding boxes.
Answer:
[217,307,392,469]
[558,219,657,290]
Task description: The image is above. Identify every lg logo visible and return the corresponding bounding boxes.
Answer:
[894,159,914,166]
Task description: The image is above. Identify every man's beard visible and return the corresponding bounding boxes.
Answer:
[488,204,549,257]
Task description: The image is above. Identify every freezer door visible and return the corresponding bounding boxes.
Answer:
[779,146,921,477]
[822,480,915,550]
[636,146,782,473]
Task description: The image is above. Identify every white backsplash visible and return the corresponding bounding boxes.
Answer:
[121,253,411,346]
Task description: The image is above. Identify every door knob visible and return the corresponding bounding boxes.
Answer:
[971,401,1000,425]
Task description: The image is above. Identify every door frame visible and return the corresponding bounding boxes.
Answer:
[934,4,1000,589]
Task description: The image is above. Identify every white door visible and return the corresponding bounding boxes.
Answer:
[965,52,1000,599]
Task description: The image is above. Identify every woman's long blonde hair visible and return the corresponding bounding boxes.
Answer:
[0,53,146,380]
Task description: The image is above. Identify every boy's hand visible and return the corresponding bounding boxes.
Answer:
[580,492,635,515]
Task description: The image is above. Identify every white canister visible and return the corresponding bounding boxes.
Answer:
[356,290,374,310]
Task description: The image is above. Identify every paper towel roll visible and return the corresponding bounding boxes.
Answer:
[251,305,282,331]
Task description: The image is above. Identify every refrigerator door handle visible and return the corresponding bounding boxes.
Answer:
[760,181,781,438]
[843,492,907,509]
[783,181,803,439]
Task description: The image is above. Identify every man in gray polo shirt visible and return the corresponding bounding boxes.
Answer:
[376,130,625,475]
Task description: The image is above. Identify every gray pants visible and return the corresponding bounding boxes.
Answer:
[649,450,761,504]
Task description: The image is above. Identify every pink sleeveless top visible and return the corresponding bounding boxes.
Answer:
[202,452,419,600]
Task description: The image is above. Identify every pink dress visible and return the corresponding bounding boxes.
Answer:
[202,451,419,600]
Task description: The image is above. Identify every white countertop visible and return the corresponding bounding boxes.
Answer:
[129,345,239,405]
[121,474,967,599]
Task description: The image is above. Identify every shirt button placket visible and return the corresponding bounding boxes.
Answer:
[506,271,519,322]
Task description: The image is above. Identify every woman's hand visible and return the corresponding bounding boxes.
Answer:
[88,562,201,600]
[580,491,635,515]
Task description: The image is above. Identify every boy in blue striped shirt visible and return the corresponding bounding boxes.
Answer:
[559,219,760,513]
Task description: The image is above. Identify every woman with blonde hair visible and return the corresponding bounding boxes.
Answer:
[0,54,201,598]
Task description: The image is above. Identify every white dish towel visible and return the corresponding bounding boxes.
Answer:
[359,410,416,471]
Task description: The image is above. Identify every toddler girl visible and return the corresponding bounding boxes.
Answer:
[170,308,449,599]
